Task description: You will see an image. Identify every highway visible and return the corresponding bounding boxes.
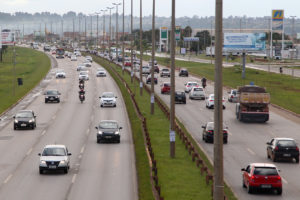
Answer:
[0,50,138,200]
[125,59,300,200]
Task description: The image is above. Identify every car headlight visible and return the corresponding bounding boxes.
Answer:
[45,96,49,98]
[115,131,120,135]
[14,119,18,123]
[98,131,103,135]
[40,160,46,164]
[29,119,33,123]
[60,160,66,165]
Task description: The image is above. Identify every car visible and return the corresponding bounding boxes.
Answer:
[142,66,150,75]
[134,63,140,72]
[149,63,159,73]
[184,82,199,93]
[124,60,131,67]
[179,68,189,77]
[201,122,228,143]
[55,69,66,78]
[146,74,158,84]
[79,71,89,80]
[44,89,61,103]
[85,56,93,62]
[175,91,186,104]
[38,144,72,174]
[189,87,205,100]
[241,163,282,195]
[51,50,56,55]
[160,68,170,77]
[205,94,225,109]
[161,82,171,94]
[83,61,92,67]
[13,110,36,130]
[149,60,157,66]
[96,68,107,77]
[99,92,117,107]
[117,56,123,62]
[77,64,86,71]
[266,138,299,163]
[70,55,77,61]
[74,51,81,57]
[228,89,238,102]
[67,52,72,58]
[95,120,122,143]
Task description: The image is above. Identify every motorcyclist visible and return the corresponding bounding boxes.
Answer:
[79,79,84,84]
[279,67,283,74]
[79,89,85,102]
[79,82,84,89]
[201,77,207,88]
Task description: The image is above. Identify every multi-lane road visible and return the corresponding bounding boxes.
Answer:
[0,50,138,200]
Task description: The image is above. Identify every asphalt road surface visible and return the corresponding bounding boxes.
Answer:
[0,50,138,200]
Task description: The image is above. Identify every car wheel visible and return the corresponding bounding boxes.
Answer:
[57,99,60,103]
[97,139,100,143]
[277,188,282,195]
[202,134,205,141]
[114,105,117,107]
[223,106,226,109]
[100,104,103,107]
[14,126,17,130]
[64,168,68,174]
[242,179,246,188]
[295,157,299,163]
[247,185,253,194]
[116,139,120,143]
[45,99,48,103]
[39,169,44,174]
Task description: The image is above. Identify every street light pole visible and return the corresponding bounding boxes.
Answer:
[107,7,114,59]
[130,0,134,83]
[101,10,107,53]
[113,3,121,62]
[139,0,143,96]
[170,0,176,158]
[85,16,87,48]
[122,0,125,75]
[150,0,155,115]
[96,13,100,50]
[214,0,224,199]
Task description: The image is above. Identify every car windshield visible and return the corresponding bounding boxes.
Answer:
[16,112,33,118]
[277,140,296,147]
[176,92,184,95]
[253,167,278,176]
[80,72,87,75]
[232,90,237,95]
[102,93,114,98]
[46,90,59,95]
[42,147,66,156]
[188,83,198,86]
[99,121,118,129]
[57,70,64,73]
[162,69,169,72]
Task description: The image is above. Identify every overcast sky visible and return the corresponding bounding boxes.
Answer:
[0,0,299,18]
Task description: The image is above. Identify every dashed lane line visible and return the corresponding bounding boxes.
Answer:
[26,148,33,156]
[247,148,256,155]
[3,174,12,184]
[71,174,77,184]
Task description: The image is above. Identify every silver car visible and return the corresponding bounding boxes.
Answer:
[79,71,89,80]
[189,87,205,100]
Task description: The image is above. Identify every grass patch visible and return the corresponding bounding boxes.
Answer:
[93,56,217,200]
[142,54,300,114]
[0,47,51,114]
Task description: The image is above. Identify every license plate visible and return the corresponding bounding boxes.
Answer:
[283,154,291,157]
[21,124,27,127]
[50,97,54,100]
[106,136,112,139]
[261,184,271,188]
[49,165,56,169]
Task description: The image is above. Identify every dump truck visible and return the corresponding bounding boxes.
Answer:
[235,85,270,122]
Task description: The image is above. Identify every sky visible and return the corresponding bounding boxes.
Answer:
[0,0,300,18]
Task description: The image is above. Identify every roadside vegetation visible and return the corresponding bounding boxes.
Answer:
[0,46,51,114]
[93,55,238,200]
[142,54,300,114]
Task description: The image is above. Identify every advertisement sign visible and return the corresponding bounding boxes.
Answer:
[223,33,266,51]
[183,37,199,42]
[180,48,186,55]
[160,27,168,39]
[1,29,15,45]
[175,26,181,41]
[272,10,284,31]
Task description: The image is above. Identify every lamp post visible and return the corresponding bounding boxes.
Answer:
[150,0,155,114]
[89,14,93,48]
[139,0,143,96]
[107,7,114,59]
[130,0,134,83]
[96,12,101,50]
[101,9,107,53]
[113,3,121,61]
[122,0,125,74]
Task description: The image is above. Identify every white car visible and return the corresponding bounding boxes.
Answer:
[79,71,89,80]
[205,94,225,109]
[77,64,86,71]
[38,144,72,174]
[85,56,93,62]
[142,66,150,75]
[55,69,66,78]
[228,89,238,102]
[83,61,92,67]
[99,92,117,107]
[70,55,77,61]
[189,87,205,100]
[74,51,81,57]
[184,82,200,93]
[160,68,170,77]
[96,68,107,77]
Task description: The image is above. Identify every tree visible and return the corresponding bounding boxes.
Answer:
[190,30,211,52]
[182,26,192,38]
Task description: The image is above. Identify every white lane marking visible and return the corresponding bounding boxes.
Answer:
[247,148,256,155]
[71,174,77,183]
[26,148,33,156]
[86,128,90,135]
[282,177,288,184]
[4,174,12,184]
[80,146,85,154]
[41,130,46,136]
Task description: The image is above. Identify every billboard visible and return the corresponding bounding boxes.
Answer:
[183,37,199,42]
[1,29,15,45]
[160,27,168,39]
[175,26,181,41]
[272,10,284,31]
[223,33,266,51]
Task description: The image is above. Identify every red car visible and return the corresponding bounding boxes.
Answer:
[161,82,170,94]
[124,60,131,67]
[241,163,282,195]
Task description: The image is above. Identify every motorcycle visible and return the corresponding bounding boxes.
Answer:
[79,90,85,103]
[201,78,207,89]
[79,83,84,89]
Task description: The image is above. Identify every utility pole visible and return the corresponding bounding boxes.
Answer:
[107,7,114,59]
[170,0,176,158]
[210,20,213,64]
[122,0,125,75]
[90,14,93,48]
[139,0,143,96]
[101,9,107,53]
[214,0,224,199]
[151,0,155,114]
[96,13,100,49]
[130,0,134,83]
[113,3,121,62]
[73,18,75,46]
[85,16,87,49]
[291,16,296,42]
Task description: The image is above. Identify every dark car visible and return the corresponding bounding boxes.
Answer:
[117,56,123,62]
[179,68,189,77]
[267,138,299,163]
[13,110,36,130]
[146,74,158,84]
[202,122,228,144]
[95,120,123,143]
[175,91,186,104]
[44,89,61,103]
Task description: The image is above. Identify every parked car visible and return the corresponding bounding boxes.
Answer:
[55,69,66,78]
[44,89,61,103]
[205,94,225,109]
[179,68,189,77]
[189,87,205,100]
[13,110,36,130]
[146,74,158,84]
[96,68,107,77]
[267,138,299,163]
[38,144,72,174]
[175,91,186,104]
[161,82,171,94]
[241,163,282,195]
[95,120,122,143]
[160,68,170,77]
[79,71,89,80]
[201,122,228,143]
[184,82,199,93]
[99,92,117,107]
[228,89,238,102]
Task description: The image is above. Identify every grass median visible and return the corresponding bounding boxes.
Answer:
[93,56,220,200]
[0,46,51,114]
[142,54,300,114]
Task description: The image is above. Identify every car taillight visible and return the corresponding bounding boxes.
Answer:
[242,107,247,112]
[187,85,190,87]
[210,100,213,102]
[251,175,255,182]
[277,176,281,183]
[208,130,213,134]
[231,95,234,98]
[275,146,279,151]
